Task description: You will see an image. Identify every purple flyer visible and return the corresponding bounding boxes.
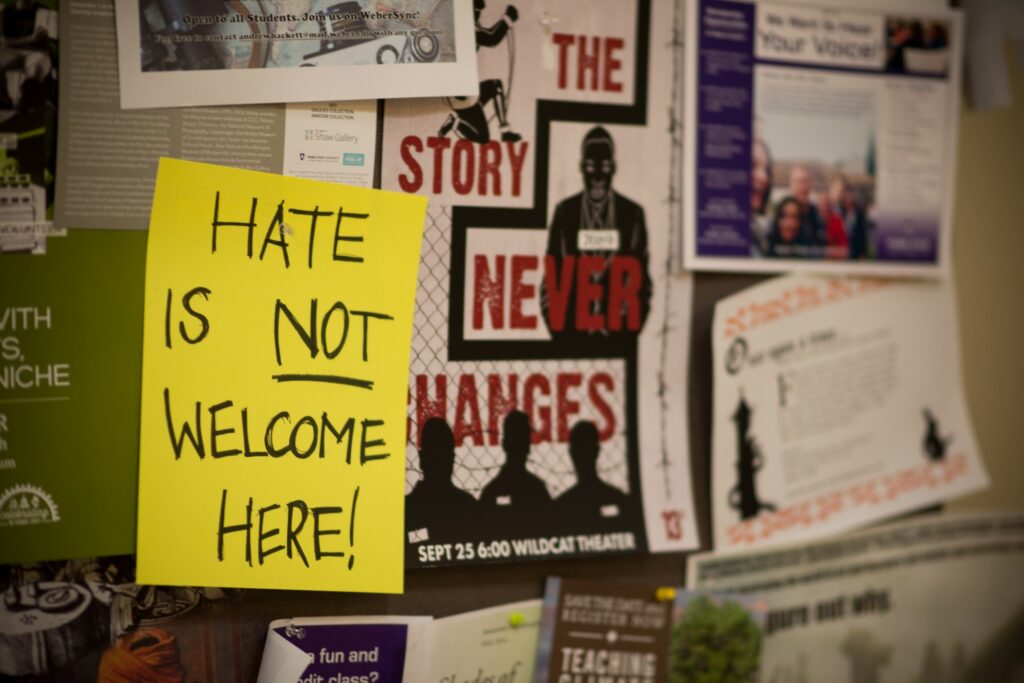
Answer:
[683,0,962,276]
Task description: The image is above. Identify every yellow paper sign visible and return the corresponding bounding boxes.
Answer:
[137,158,425,592]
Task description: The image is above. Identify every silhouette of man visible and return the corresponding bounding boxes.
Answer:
[438,0,521,143]
[541,126,652,348]
[480,410,551,532]
[554,421,629,529]
[406,418,479,543]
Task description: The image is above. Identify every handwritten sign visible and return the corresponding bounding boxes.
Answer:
[136,158,426,592]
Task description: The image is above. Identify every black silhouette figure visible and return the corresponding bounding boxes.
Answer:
[922,408,951,462]
[480,410,552,532]
[438,0,521,143]
[554,421,629,529]
[406,418,479,542]
[729,396,776,521]
[541,126,652,348]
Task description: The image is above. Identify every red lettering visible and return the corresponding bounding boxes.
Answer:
[473,255,505,330]
[575,255,604,331]
[398,136,423,192]
[556,373,582,442]
[506,141,528,197]
[608,255,642,331]
[426,136,451,194]
[589,372,616,440]
[478,141,502,196]
[543,255,574,332]
[414,374,447,445]
[486,374,519,446]
[510,255,538,329]
[452,139,475,195]
[603,37,624,92]
[577,35,600,90]
[453,375,483,446]
[553,32,575,89]
[523,374,551,443]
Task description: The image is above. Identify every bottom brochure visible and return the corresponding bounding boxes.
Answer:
[688,512,1024,682]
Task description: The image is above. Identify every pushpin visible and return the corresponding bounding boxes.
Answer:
[655,587,677,602]
[509,612,525,628]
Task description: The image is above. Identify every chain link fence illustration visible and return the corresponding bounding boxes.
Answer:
[405,204,629,499]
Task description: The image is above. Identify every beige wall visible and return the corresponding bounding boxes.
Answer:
[950,44,1024,511]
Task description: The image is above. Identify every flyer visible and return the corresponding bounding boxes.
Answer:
[381,0,699,567]
[710,275,988,551]
[135,159,425,592]
[55,0,379,231]
[683,0,963,275]
[0,230,145,564]
[0,555,249,679]
[0,0,59,253]
[113,0,478,108]
[257,616,431,683]
[423,600,542,683]
[532,578,768,683]
[687,512,1024,682]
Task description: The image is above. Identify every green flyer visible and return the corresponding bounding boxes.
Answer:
[0,230,144,563]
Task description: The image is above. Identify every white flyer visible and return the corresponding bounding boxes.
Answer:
[688,512,1024,682]
[711,274,988,551]
[424,600,542,682]
[114,0,478,108]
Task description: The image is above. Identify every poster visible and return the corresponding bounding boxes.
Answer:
[683,0,963,275]
[532,578,768,683]
[257,617,431,683]
[0,0,59,253]
[56,0,379,231]
[113,0,478,108]
[711,275,988,552]
[688,512,1024,682]
[0,230,144,564]
[381,0,699,567]
[423,600,542,683]
[135,159,425,592]
[0,555,252,679]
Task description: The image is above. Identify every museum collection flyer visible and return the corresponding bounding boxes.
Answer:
[684,0,963,275]
[113,0,479,107]
[711,274,988,551]
[381,0,699,568]
[688,512,1024,682]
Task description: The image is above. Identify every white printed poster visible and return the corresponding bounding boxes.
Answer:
[425,600,542,682]
[113,0,478,107]
[711,275,988,551]
[688,512,1024,682]
[381,0,699,567]
[684,0,962,275]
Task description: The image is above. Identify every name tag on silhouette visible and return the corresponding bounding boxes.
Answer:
[600,504,620,518]
[578,229,620,251]
[497,495,513,506]
[408,528,429,543]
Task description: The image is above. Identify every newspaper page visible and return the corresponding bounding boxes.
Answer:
[688,512,1024,682]
[55,0,379,230]
[683,0,962,276]
[113,0,478,108]
[381,0,699,567]
[711,275,988,551]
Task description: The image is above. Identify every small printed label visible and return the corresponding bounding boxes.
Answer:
[600,504,620,518]
[343,152,365,167]
[497,495,512,506]
[408,527,429,543]
[578,229,620,251]
[0,484,60,527]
